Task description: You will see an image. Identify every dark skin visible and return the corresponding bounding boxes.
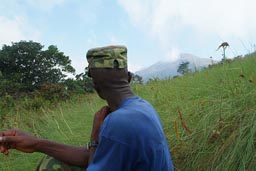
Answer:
[0,68,134,168]
[90,68,134,111]
[88,68,134,163]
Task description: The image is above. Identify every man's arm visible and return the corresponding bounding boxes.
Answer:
[0,128,89,167]
[88,106,111,165]
[36,139,89,167]
[0,106,111,168]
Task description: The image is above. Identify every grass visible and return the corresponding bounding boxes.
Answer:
[0,53,256,170]
[133,54,256,170]
[0,94,106,170]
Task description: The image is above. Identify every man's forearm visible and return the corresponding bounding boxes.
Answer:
[36,139,89,167]
[88,146,97,165]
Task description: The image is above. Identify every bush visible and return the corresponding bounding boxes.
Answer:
[0,94,15,119]
[19,96,49,111]
[0,79,24,96]
[37,83,69,101]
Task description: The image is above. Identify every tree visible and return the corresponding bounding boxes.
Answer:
[74,67,94,93]
[177,61,191,75]
[131,73,143,84]
[0,41,75,92]
[63,67,94,93]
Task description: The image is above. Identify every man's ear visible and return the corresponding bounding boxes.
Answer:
[128,71,132,83]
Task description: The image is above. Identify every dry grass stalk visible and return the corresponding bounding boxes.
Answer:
[177,108,192,134]
[174,119,181,142]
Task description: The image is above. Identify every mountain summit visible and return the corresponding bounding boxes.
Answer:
[135,53,213,82]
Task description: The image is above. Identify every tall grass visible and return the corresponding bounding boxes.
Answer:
[0,54,255,170]
[134,54,256,170]
[0,94,106,170]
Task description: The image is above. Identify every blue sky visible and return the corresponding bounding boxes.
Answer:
[1,0,256,74]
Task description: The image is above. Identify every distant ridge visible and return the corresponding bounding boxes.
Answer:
[135,53,214,82]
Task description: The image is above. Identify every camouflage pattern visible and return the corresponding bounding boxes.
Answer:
[86,45,127,68]
[36,155,84,171]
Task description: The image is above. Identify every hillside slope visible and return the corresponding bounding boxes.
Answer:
[133,53,256,170]
[0,53,255,170]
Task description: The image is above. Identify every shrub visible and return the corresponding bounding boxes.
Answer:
[0,94,15,119]
[38,83,68,101]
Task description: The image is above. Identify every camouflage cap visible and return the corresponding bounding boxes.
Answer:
[86,45,127,68]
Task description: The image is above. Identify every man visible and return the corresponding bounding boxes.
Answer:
[0,45,174,171]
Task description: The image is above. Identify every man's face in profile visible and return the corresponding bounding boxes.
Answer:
[89,68,106,99]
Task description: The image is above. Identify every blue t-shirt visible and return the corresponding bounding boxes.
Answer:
[87,96,174,171]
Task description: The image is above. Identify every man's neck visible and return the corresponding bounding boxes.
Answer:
[106,90,134,111]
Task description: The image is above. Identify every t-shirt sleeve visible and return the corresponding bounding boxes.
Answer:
[86,136,130,171]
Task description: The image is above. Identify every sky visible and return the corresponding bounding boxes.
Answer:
[1,0,256,74]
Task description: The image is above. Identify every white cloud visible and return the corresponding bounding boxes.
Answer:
[0,0,59,47]
[166,48,180,62]
[128,62,143,73]
[72,57,87,75]
[117,0,152,27]
[119,0,256,58]
[0,16,25,45]
[0,16,41,46]
[119,0,256,37]
[179,0,256,38]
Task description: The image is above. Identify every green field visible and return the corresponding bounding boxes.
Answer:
[1,54,256,170]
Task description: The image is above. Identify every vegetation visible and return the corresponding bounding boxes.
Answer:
[217,42,230,60]
[131,73,143,84]
[0,47,256,170]
[177,61,191,75]
[0,41,75,93]
[0,41,94,118]
[143,53,256,170]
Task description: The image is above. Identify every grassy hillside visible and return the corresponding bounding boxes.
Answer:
[0,54,255,170]
[137,54,256,171]
[0,95,106,170]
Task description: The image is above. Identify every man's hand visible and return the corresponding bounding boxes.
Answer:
[0,128,40,155]
[0,129,90,167]
[88,106,111,165]
[90,106,111,142]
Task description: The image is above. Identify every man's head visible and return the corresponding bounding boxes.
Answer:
[86,45,132,100]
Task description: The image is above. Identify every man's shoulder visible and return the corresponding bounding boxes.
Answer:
[119,96,154,111]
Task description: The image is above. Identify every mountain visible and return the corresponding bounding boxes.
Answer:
[135,53,214,82]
